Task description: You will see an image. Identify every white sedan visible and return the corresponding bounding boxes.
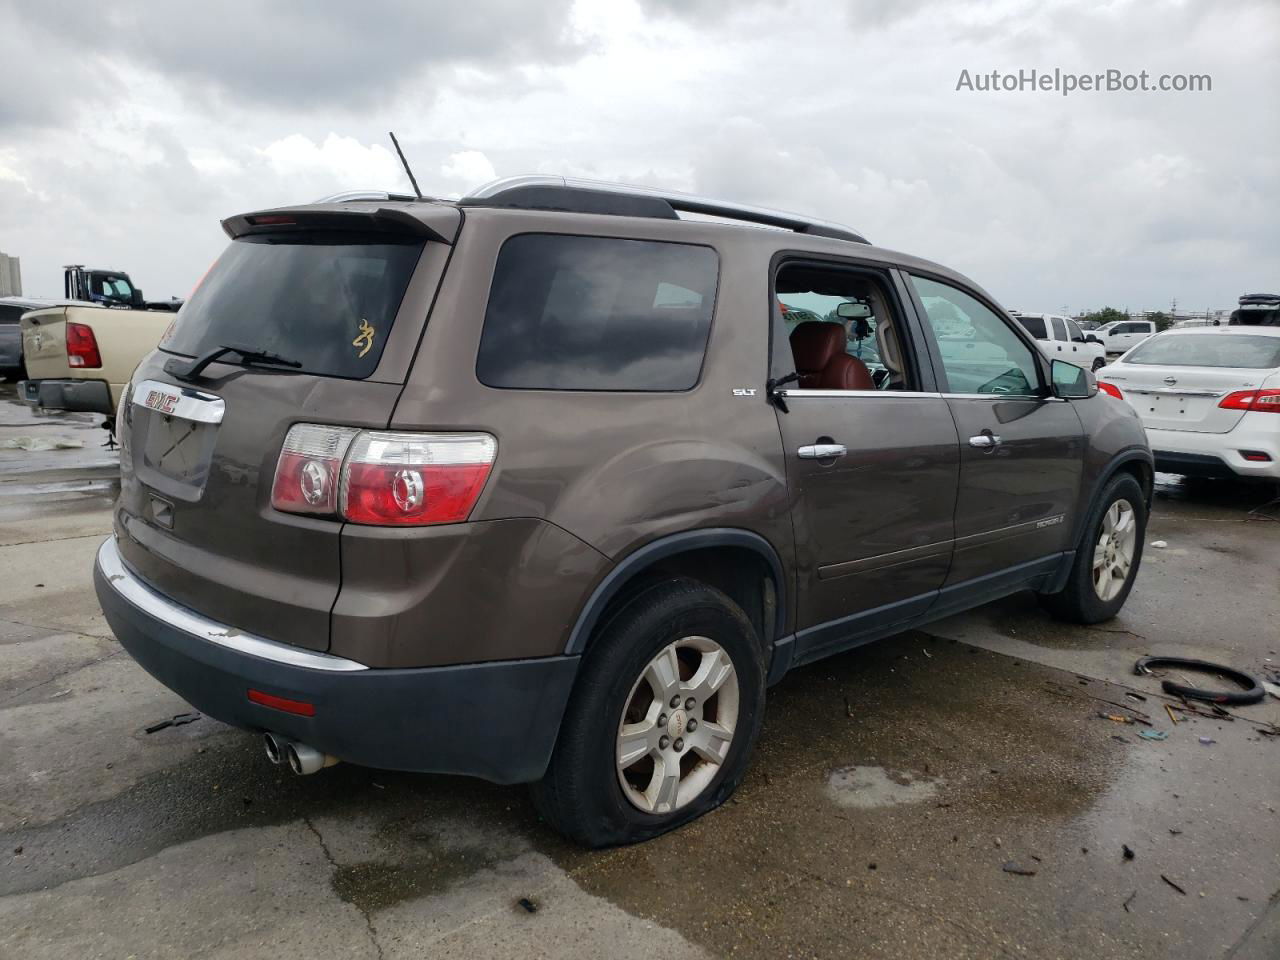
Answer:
[1098,327,1280,479]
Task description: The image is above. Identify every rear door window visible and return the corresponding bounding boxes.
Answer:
[163,235,424,379]
[1015,316,1048,339]
[1050,317,1067,340]
[477,234,718,391]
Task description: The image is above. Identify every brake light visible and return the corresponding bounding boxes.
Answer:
[271,425,496,526]
[270,424,359,516]
[1219,389,1280,413]
[341,432,496,526]
[249,214,297,226]
[66,322,102,368]
[1098,381,1124,400]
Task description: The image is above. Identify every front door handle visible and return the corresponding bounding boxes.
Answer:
[968,434,1002,449]
[798,443,848,459]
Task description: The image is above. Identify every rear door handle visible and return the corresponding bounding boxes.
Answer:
[968,434,1002,449]
[798,444,848,459]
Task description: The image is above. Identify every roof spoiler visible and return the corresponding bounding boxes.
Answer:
[221,203,453,244]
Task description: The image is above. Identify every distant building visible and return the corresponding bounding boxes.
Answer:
[0,252,21,296]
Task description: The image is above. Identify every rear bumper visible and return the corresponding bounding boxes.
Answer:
[93,537,579,784]
[1147,426,1280,479]
[17,378,113,414]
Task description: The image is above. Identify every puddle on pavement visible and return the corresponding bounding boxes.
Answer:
[824,765,942,809]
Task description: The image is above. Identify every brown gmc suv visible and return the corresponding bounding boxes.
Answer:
[95,176,1153,846]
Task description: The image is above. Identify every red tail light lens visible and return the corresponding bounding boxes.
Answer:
[340,432,496,526]
[270,424,359,515]
[1219,389,1280,413]
[66,322,102,368]
[1098,381,1124,400]
[271,426,496,526]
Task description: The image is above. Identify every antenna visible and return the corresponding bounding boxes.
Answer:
[388,131,424,200]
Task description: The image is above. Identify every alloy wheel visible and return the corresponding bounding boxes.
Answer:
[1092,499,1137,601]
[616,635,740,815]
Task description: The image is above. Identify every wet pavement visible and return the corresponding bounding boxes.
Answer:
[1,384,1277,959]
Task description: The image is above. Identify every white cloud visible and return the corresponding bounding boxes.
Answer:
[440,151,497,189]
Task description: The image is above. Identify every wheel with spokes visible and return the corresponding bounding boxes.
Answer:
[531,578,765,847]
[1038,473,1147,623]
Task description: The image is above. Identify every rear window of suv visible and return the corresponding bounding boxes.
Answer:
[163,234,424,379]
[476,234,718,391]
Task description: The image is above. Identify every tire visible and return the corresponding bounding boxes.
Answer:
[1038,473,1146,623]
[530,577,765,847]
[1091,357,1106,372]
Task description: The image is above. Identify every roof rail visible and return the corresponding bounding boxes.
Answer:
[461,175,869,244]
[313,190,422,203]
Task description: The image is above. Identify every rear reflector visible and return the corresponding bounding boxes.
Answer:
[1098,381,1124,401]
[1219,389,1280,413]
[248,688,316,716]
[66,322,102,369]
[1241,450,1273,462]
[341,432,497,526]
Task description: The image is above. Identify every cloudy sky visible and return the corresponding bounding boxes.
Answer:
[1,0,1275,313]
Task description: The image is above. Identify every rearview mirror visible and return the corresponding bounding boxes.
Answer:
[836,302,871,319]
[1051,359,1096,399]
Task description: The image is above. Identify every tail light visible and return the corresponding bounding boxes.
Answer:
[270,424,359,516]
[271,424,496,526]
[1098,381,1124,400]
[1219,389,1280,413]
[66,322,102,368]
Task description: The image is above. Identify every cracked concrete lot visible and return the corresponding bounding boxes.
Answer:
[2,388,1278,959]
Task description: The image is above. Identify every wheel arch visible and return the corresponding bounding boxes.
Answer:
[1073,447,1154,549]
[564,528,788,657]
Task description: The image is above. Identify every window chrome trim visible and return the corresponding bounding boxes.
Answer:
[131,379,225,425]
[96,537,368,672]
[779,389,944,399]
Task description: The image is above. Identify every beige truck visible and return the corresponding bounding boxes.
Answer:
[18,303,172,426]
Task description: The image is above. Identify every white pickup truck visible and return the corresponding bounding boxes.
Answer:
[1093,319,1156,355]
[1010,312,1107,371]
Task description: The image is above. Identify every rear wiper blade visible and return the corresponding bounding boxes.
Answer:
[164,344,302,383]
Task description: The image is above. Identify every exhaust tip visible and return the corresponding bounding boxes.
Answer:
[286,743,304,775]
[263,732,284,765]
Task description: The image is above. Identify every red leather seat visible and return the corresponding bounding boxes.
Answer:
[789,321,875,390]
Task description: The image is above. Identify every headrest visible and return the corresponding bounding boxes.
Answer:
[790,321,845,372]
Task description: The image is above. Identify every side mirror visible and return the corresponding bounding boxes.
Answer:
[131,289,145,308]
[1085,335,1102,344]
[1051,359,1096,399]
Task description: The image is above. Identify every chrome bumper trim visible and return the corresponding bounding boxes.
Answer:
[97,537,368,672]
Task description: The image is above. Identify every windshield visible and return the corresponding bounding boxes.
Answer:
[1123,334,1280,369]
[1014,316,1048,339]
[164,234,423,379]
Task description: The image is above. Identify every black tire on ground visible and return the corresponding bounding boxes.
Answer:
[530,577,766,848]
[1038,473,1147,624]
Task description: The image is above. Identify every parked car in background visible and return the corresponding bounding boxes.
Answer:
[1229,293,1280,327]
[19,303,172,426]
[0,297,67,380]
[1011,312,1107,371]
[93,177,1152,848]
[1098,327,1280,480]
[1094,319,1156,355]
